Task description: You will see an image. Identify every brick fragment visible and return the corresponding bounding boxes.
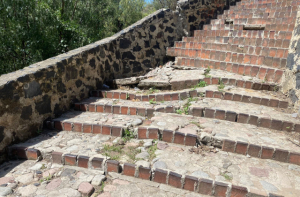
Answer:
[26,148,41,160]
[64,154,77,166]
[91,157,104,169]
[123,163,136,177]
[78,155,89,168]
[184,175,198,192]
[107,160,120,173]
[168,172,182,188]
[153,169,168,184]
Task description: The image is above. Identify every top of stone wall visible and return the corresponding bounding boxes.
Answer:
[0,8,171,87]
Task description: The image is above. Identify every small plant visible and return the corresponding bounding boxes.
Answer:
[112,100,119,105]
[192,81,207,90]
[147,87,159,94]
[147,143,158,161]
[190,121,202,129]
[149,98,157,104]
[199,92,205,97]
[221,172,232,181]
[36,129,43,134]
[126,147,142,163]
[126,93,130,100]
[99,182,105,193]
[204,66,211,78]
[176,109,183,114]
[218,79,225,91]
[122,129,135,143]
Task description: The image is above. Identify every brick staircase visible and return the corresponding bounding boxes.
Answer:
[5,0,300,196]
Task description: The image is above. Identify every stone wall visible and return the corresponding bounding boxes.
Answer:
[282,7,300,114]
[0,0,235,162]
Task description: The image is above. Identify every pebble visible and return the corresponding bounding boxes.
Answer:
[0,177,13,185]
[143,140,153,148]
[16,173,33,184]
[78,182,94,196]
[132,119,143,126]
[0,187,12,196]
[157,142,169,150]
[91,175,106,186]
[46,178,62,190]
[29,163,44,171]
[153,161,167,169]
[136,151,149,159]
[17,185,37,196]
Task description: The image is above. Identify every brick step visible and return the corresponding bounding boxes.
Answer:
[203,22,295,32]
[193,29,292,39]
[183,37,290,49]
[175,57,283,83]
[236,0,300,6]
[8,142,280,197]
[90,85,289,109]
[222,5,298,16]
[71,95,299,133]
[219,11,297,19]
[146,112,300,167]
[169,48,287,71]
[173,42,289,59]
[210,17,295,26]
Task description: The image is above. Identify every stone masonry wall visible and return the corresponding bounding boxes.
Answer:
[282,7,300,114]
[0,0,235,162]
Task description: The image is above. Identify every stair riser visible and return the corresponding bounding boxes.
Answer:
[203,24,295,31]
[175,57,283,83]
[183,37,290,49]
[90,90,288,109]
[220,11,297,19]
[169,49,286,70]
[172,45,289,59]
[210,17,295,25]
[193,30,292,40]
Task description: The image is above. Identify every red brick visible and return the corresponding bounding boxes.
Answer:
[137,108,146,116]
[206,90,214,98]
[168,172,182,188]
[93,124,102,134]
[278,101,288,108]
[248,144,261,158]
[214,182,228,197]
[205,108,215,118]
[189,90,198,98]
[289,152,300,165]
[215,109,225,120]
[185,134,197,146]
[91,157,104,169]
[121,106,128,115]
[129,94,136,100]
[222,140,236,153]
[191,107,203,117]
[96,105,104,112]
[153,169,168,184]
[123,163,136,177]
[174,132,185,145]
[99,91,106,98]
[260,98,269,106]
[78,155,89,168]
[198,179,213,195]
[120,92,127,100]
[102,125,111,135]
[111,126,123,137]
[233,94,242,101]
[235,141,248,155]
[64,154,77,166]
[156,94,164,101]
[113,105,120,114]
[105,104,112,113]
[80,104,87,111]
[241,95,251,103]
[106,92,113,98]
[230,185,248,197]
[282,121,294,132]
[236,80,245,88]
[88,104,96,112]
[269,99,279,107]
[142,95,149,102]
[52,152,63,164]
[26,148,41,160]
[129,107,137,115]
[295,124,300,133]
[64,122,72,131]
[270,119,283,130]
[274,149,289,162]
[248,115,258,126]
[138,166,151,180]
[55,121,63,130]
[261,146,274,159]
[107,160,120,173]
[184,175,198,192]
[83,124,92,133]
[148,128,159,139]
[237,113,249,123]
[138,127,147,139]
[162,130,173,143]
[259,117,271,128]
[224,92,233,100]
[73,123,82,132]
[226,111,237,122]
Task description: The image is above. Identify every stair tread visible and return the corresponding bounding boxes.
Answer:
[190,97,298,123]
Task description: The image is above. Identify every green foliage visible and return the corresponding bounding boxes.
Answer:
[147,142,157,161]
[122,129,135,142]
[147,87,159,94]
[204,66,211,78]
[152,0,177,10]
[218,79,225,91]
[0,0,147,75]
[149,98,157,104]
[192,81,207,90]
